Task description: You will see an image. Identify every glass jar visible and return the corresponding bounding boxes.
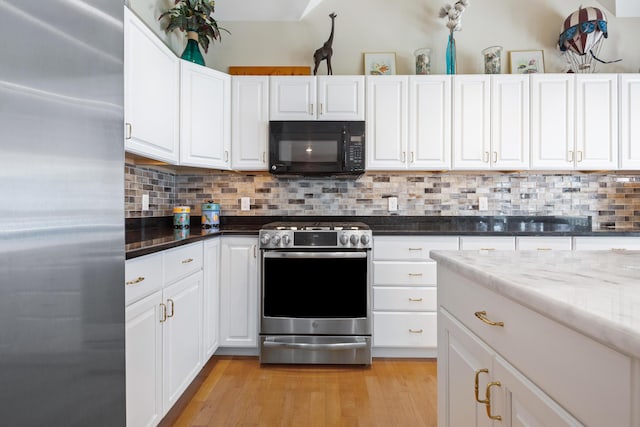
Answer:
[482,46,503,74]
[414,48,431,75]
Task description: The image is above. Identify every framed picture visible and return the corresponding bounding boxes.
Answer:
[508,50,545,74]
[363,52,397,75]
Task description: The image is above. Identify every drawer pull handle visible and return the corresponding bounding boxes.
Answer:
[408,248,423,251]
[479,248,495,251]
[474,311,504,327]
[408,297,423,302]
[167,299,175,318]
[159,303,167,323]
[474,369,489,404]
[126,276,145,286]
[536,247,552,251]
[485,381,502,421]
[182,258,194,264]
[408,329,423,334]
[408,273,423,277]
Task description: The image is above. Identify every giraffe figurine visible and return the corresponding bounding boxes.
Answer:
[313,13,337,75]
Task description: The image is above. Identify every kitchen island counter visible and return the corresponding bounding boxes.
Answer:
[431,249,640,357]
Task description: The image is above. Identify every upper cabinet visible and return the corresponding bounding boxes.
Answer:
[367,75,451,170]
[531,74,618,170]
[180,61,231,169]
[452,75,529,170]
[231,76,269,170]
[619,74,640,170]
[124,7,180,164]
[270,76,365,121]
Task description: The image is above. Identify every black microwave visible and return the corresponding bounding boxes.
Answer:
[269,121,365,177]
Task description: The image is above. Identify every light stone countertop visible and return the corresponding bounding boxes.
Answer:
[431,250,640,358]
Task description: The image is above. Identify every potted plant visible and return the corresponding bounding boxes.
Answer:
[159,0,229,66]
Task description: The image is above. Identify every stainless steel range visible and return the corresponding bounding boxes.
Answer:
[258,222,372,365]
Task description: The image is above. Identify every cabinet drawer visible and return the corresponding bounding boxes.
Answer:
[373,287,437,311]
[163,243,203,285]
[439,268,633,427]
[373,236,459,261]
[573,236,640,251]
[125,253,163,306]
[516,236,572,250]
[373,312,437,348]
[459,236,516,250]
[373,261,436,286]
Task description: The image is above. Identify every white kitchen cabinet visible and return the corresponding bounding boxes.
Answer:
[516,236,573,251]
[366,76,409,170]
[125,242,204,426]
[573,236,640,250]
[408,76,452,170]
[459,236,516,251]
[124,7,179,164]
[180,60,231,169]
[220,236,258,348]
[619,74,640,170]
[203,238,221,361]
[126,290,163,427]
[453,75,529,170]
[368,76,452,170]
[231,76,269,170]
[372,236,458,357]
[531,74,618,170]
[269,76,364,121]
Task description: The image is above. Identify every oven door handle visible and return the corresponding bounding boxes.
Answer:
[262,251,367,259]
[263,339,368,351]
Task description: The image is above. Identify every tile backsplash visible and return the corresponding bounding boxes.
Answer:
[125,163,640,230]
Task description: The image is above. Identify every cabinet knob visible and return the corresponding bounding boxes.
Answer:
[474,310,504,327]
[182,258,194,264]
[408,329,423,334]
[125,276,145,286]
[125,123,132,140]
[408,297,423,302]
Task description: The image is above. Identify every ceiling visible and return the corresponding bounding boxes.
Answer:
[214,0,323,21]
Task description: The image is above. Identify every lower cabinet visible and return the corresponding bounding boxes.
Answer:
[220,236,258,349]
[125,242,204,427]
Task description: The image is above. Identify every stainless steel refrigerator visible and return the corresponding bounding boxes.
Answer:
[0,1,125,426]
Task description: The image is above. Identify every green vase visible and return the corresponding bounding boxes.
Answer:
[181,31,205,66]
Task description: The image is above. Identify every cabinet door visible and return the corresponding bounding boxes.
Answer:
[452,75,491,169]
[269,76,316,120]
[162,271,203,412]
[530,74,574,170]
[409,76,452,170]
[231,76,269,170]
[124,7,179,164]
[317,76,365,120]
[620,74,640,170]
[180,61,231,168]
[126,290,163,427]
[203,238,221,361]
[491,75,530,170]
[438,309,494,427]
[493,356,583,427]
[366,76,409,170]
[220,237,258,347]
[575,74,618,170]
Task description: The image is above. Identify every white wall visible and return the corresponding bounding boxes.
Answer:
[129,0,640,75]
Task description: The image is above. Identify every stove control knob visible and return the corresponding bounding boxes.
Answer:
[339,233,349,245]
[282,234,290,246]
[260,233,271,246]
[272,235,281,246]
[360,234,370,245]
[350,234,359,245]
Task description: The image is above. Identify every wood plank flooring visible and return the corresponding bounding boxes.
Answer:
[160,356,438,427]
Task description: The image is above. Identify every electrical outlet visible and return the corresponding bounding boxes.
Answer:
[479,196,488,211]
[388,196,398,212]
[142,194,150,211]
[241,197,251,211]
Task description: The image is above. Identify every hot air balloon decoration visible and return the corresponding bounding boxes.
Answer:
[557,6,619,73]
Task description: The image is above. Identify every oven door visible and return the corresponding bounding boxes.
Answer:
[260,250,371,335]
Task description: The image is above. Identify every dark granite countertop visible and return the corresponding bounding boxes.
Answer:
[125,215,640,259]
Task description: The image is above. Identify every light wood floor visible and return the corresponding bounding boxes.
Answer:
[160,356,438,427]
